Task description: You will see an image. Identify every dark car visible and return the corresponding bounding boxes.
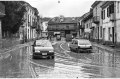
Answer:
[32,39,54,59]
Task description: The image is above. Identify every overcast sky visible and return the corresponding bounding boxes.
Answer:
[25,0,95,17]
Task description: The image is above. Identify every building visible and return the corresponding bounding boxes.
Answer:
[91,1,105,42]
[20,2,39,43]
[42,17,51,31]
[0,2,5,40]
[101,1,120,44]
[82,11,93,40]
[101,1,114,43]
[78,15,86,38]
[42,21,48,31]
[48,16,79,37]
[36,16,43,39]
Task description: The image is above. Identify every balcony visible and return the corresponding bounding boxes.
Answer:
[93,16,100,24]
[110,13,115,21]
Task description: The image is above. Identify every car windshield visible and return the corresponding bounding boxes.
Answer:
[78,40,91,45]
[35,40,52,47]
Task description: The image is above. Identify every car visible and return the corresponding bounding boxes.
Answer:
[32,39,54,59]
[69,39,92,53]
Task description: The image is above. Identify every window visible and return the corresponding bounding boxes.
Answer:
[107,7,110,17]
[87,24,88,28]
[117,2,119,13]
[101,10,105,20]
[103,28,105,40]
[104,10,105,19]
[89,23,90,28]
[109,3,114,14]
[100,26,102,38]
[108,27,111,40]
[101,11,103,19]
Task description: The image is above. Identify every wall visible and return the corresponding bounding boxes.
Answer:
[92,2,105,40]
[84,18,92,39]
[0,20,1,39]
[102,5,114,41]
[24,5,36,41]
[115,1,120,42]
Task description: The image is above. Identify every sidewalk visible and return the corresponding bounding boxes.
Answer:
[92,42,120,52]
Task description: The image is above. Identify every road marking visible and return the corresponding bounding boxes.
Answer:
[60,43,71,58]
[29,58,101,77]
[29,65,37,78]
[60,43,70,52]
[10,56,12,61]
[60,42,92,62]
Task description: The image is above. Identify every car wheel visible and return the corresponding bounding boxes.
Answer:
[89,50,92,53]
[32,55,35,59]
[70,47,72,51]
[52,56,54,59]
[77,49,80,53]
[48,56,53,59]
[47,56,50,59]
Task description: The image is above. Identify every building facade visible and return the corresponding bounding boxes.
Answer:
[20,2,39,43]
[36,16,43,39]
[101,1,115,43]
[91,1,105,42]
[48,16,79,37]
[82,12,93,40]
[101,1,120,43]
[0,2,5,40]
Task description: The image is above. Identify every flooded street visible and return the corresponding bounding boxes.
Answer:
[0,41,120,78]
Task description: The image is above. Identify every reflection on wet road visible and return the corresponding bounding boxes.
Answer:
[0,47,32,78]
[0,41,120,78]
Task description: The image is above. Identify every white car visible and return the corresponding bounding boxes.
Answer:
[69,39,92,53]
[32,39,54,59]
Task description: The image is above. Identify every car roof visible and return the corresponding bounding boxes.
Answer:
[72,39,88,41]
[72,39,90,42]
[35,39,52,47]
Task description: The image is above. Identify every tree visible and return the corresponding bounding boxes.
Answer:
[1,1,26,37]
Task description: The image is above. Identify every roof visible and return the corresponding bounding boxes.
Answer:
[82,11,93,22]
[48,17,79,24]
[91,1,101,8]
[42,17,51,22]
[100,1,114,9]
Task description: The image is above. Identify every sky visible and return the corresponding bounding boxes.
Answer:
[25,0,95,17]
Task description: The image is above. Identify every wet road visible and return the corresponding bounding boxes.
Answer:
[0,41,120,78]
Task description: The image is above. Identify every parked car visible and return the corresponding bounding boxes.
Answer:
[69,39,92,53]
[32,39,54,59]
